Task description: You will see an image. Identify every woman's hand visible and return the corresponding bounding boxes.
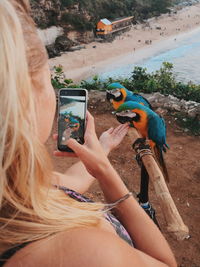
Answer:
[54,112,129,177]
[54,112,115,177]
[66,112,111,177]
[99,124,129,156]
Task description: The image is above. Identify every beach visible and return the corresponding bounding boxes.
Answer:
[49,3,200,82]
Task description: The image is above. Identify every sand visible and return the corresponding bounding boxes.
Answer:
[49,3,200,82]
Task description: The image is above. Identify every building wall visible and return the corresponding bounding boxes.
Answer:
[97,17,133,36]
[112,17,133,30]
[97,21,112,35]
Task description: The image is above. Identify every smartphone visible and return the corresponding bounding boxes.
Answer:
[57,88,88,152]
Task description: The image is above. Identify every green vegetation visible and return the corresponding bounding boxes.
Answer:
[31,0,174,30]
[51,62,200,135]
[60,0,78,8]
[76,0,174,28]
[61,13,93,31]
[79,62,200,103]
[51,65,73,89]
[52,62,200,103]
[78,0,172,22]
[125,62,200,102]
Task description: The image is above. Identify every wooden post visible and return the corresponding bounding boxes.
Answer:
[129,128,189,240]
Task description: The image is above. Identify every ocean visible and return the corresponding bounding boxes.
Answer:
[97,26,200,85]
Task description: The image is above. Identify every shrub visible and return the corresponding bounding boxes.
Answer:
[51,65,74,89]
[61,0,76,8]
[61,13,93,31]
[51,63,200,103]
[80,75,109,91]
[129,62,200,102]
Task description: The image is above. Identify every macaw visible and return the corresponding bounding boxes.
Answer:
[116,101,169,182]
[106,82,152,110]
[61,116,80,146]
[64,114,70,123]
[68,117,80,132]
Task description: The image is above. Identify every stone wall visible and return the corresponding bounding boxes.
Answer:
[146,92,200,118]
[88,90,200,118]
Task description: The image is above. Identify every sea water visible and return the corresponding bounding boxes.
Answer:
[97,26,200,85]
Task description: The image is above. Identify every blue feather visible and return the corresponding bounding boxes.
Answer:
[107,83,152,109]
[107,82,124,89]
[117,101,168,151]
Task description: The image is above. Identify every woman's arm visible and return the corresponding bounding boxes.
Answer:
[53,124,129,194]
[63,112,177,267]
[95,165,177,267]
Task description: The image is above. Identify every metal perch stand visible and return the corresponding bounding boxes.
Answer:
[129,128,189,241]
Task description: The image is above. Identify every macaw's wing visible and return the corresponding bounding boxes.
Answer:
[136,94,153,110]
[127,93,153,109]
[148,115,167,149]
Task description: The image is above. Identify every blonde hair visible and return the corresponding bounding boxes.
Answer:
[0,0,103,254]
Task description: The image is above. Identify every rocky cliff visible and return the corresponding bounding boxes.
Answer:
[30,0,176,57]
[30,0,61,29]
[31,0,96,57]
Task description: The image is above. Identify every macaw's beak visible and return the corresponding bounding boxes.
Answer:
[115,110,137,124]
[71,123,80,131]
[106,91,114,103]
[115,115,133,124]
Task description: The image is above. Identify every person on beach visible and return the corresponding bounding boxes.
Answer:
[0,0,177,266]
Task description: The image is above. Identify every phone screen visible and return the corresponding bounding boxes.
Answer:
[57,89,87,152]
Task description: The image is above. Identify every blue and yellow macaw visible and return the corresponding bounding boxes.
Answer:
[116,101,169,182]
[64,114,70,123]
[106,82,152,110]
[63,113,80,131]
[68,117,80,132]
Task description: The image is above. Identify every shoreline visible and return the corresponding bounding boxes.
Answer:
[49,3,200,82]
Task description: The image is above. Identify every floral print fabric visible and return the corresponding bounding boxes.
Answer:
[59,186,134,247]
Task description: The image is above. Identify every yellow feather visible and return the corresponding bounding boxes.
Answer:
[132,109,156,148]
[113,88,127,110]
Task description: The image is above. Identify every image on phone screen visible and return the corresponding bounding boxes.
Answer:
[58,90,87,152]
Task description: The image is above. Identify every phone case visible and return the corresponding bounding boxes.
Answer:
[57,88,88,152]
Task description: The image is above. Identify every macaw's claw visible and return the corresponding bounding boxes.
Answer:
[132,138,150,151]
[132,138,152,166]
[140,203,160,229]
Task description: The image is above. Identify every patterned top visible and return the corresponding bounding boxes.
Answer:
[60,186,134,247]
[0,187,133,266]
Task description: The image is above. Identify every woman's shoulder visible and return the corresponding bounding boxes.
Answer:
[5,227,140,267]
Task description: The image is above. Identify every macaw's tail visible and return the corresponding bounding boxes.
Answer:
[153,145,169,183]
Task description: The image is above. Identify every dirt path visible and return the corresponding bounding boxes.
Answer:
[47,98,200,267]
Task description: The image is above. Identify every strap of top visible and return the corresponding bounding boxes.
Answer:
[0,242,30,266]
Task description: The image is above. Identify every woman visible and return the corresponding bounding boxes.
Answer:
[0,0,177,266]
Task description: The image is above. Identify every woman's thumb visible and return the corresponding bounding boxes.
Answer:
[66,138,87,156]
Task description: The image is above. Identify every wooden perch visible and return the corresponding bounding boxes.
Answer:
[129,128,189,241]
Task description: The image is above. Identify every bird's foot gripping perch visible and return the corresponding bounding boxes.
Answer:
[140,202,160,228]
[132,138,153,166]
